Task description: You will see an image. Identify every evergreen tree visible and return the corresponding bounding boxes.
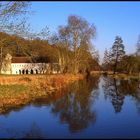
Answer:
[136,35,140,76]
[136,35,140,56]
[110,36,125,74]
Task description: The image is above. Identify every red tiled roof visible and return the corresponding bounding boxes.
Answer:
[12,57,32,63]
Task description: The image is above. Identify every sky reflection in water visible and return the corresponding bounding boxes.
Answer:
[0,75,140,138]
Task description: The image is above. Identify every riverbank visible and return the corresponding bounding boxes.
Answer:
[102,72,140,80]
[109,74,140,80]
[91,70,140,80]
[0,74,83,114]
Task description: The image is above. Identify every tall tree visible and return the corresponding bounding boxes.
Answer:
[110,36,125,74]
[102,48,111,71]
[136,35,140,56]
[136,35,140,76]
[67,15,96,74]
[50,15,97,74]
[0,2,30,33]
[0,2,30,72]
[118,54,139,74]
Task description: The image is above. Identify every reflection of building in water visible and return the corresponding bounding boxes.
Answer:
[1,54,60,74]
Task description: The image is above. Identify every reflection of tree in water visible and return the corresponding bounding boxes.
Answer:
[102,76,125,113]
[115,78,140,114]
[0,105,29,116]
[102,76,140,114]
[0,122,44,139]
[135,94,140,114]
[118,79,139,96]
[23,122,44,139]
[51,76,100,133]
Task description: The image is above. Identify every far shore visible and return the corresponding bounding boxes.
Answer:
[97,71,140,80]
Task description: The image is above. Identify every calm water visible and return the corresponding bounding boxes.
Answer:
[0,75,140,138]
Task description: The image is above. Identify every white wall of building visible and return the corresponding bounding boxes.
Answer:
[11,63,60,74]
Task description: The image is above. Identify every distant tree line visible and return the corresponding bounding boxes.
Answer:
[4,2,140,76]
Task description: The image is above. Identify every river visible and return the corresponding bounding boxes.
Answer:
[0,75,140,138]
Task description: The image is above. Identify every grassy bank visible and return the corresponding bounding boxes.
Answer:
[102,72,140,80]
[0,74,83,114]
[93,70,140,80]
[109,74,139,80]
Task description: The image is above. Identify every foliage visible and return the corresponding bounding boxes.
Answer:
[136,35,140,56]
[118,54,139,74]
[110,36,125,74]
[102,36,126,74]
[49,15,99,74]
[0,1,31,35]
[102,48,112,71]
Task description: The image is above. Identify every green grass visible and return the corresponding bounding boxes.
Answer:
[0,84,29,95]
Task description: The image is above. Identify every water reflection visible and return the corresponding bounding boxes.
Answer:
[1,75,140,138]
[23,122,44,139]
[102,76,125,113]
[0,105,29,116]
[102,76,140,113]
[0,122,44,139]
[50,76,100,133]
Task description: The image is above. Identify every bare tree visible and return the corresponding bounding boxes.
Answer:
[50,15,97,74]
[0,2,31,72]
[0,2,31,33]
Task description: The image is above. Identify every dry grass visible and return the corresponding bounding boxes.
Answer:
[0,74,83,114]
[107,73,140,80]
[90,71,102,75]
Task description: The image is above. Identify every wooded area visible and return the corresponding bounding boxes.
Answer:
[0,2,140,75]
[102,36,140,75]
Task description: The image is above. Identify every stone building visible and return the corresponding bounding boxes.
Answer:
[1,54,60,74]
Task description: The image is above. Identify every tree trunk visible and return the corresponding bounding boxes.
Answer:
[113,64,117,74]
[113,54,118,74]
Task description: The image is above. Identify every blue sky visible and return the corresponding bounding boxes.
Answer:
[27,2,140,61]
